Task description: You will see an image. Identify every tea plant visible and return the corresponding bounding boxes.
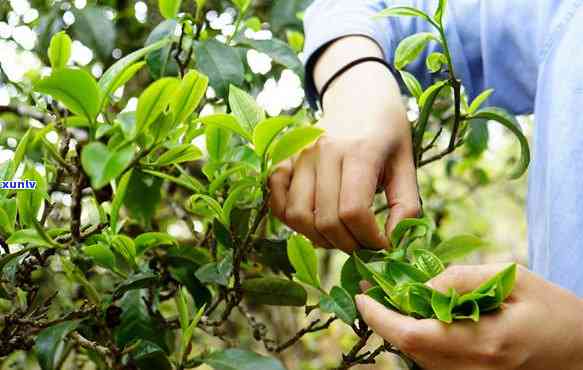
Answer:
[0,0,529,369]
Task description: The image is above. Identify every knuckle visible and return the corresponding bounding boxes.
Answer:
[314,214,339,234]
[398,326,423,353]
[475,337,510,365]
[338,204,367,224]
[285,207,312,226]
[402,204,422,219]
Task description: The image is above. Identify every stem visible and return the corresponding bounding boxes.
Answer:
[275,317,337,353]
[226,8,246,45]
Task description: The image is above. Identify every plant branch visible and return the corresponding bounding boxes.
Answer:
[275,316,337,353]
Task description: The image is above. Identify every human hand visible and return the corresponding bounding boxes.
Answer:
[356,264,583,370]
[269,37,420,253]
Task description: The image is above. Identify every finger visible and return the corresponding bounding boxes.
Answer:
[285,152,331,248]
[314,141,359,253]
[355,294,441,354]
[427,263,517,294]
[383,143,421,235]
[268,160,292,220]
[339,153,388,249]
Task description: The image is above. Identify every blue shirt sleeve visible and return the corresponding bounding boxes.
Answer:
[303,0,539,115]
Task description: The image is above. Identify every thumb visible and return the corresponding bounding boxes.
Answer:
[427,263,514,294]
[383,151,421,236]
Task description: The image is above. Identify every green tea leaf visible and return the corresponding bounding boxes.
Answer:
[400,71,423,99]
[453,299,480,322]
[433,235,486,263]
[176,286,189,331]
[99,38,171,103]
[206,126,232,162]
[188,194,224,221]
[171,70,209,125]
[468,89,494,114]
[35,321,79,370]
[0,207,14,235]
[34,68,101,123]
[340,255,363,297]
[6,229,53,247]
[132,341,173,370]
[159,0,182,19]
[434,0,447,24]
[145,20,179,79]
[135,232,178,255]
[48,31,71,69]
[113,272,160,299]
[231,0,251,12]
[153,144,203,166]
[387,260,430,284]
[122,170,163,226]
[253,116,296,159]
[142,169,203,193]
[5,129,31,180]
[222,181,256,226]
[242,277,307,306]
[181,304,205,361]
[136,77,180,135]
[426,52,447,73]
[195,251,233,286]
[200,114,252,141]
[229,85,265,131]
[81,142,134,189]
[70,6,115,61]
[111,234,137,270]
[287,235,320,288]
[269,126,324,167]
[412,249,444,278]
[0,246,34,272]
[83,243,116,270]
[319,286,357,325]
[390,217,433,248]
[204,348,286,370]
[471,107,530,179]
[375,6,433,22]
[195,39,244,97]
[111,169,132,234]
[431,289,455,323]
[394,32,437,70]
[16,165,46,228]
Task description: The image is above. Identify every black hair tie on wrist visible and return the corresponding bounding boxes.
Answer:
[318,56,393,111]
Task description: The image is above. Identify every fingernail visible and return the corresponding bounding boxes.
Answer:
[359,280,372,293]
[355,294,366,309]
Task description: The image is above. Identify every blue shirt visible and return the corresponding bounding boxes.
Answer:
[303,0,583,296]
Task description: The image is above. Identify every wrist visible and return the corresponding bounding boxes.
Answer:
[321,63,409,137]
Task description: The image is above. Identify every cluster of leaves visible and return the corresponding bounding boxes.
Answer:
[378,1,530,177]
[0,0,530,370]
[352,220,516,323]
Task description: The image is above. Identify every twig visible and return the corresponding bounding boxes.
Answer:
[275,316,337,353]
[334,321,373,370]
[70,331,111,357]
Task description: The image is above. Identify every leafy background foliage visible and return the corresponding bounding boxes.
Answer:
[0,0,530,369]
